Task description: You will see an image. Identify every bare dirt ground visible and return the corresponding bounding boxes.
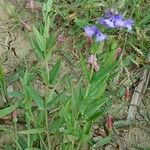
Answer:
[0,0,150,149]
[0,0,31,73]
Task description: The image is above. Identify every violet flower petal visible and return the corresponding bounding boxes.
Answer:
[95,32,107,42]
[87,54,99,72]
[124,19,134,32]
[113,15,124,27]
[87,54,97,64]
[84,26,98,37]
[94,63,99,71]
[98,17,115,28]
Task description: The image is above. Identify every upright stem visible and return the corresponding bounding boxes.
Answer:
[26,112,31,148]
[90,63,94,81]
[45,105,51,149]
[13,118,18,150]
[45,59,51,149]
[77,143,81,150]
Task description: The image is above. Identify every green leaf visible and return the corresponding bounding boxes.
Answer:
[43,0,53,13]
[83,121,92,135]
[44,17,50,38]
[116,0,126,8]
[0,126,23,150]
[20,72,32,109]
[0,64,7,100]
[84,98,108,121]
[39,68,49,85]
[71,78,82,118]
[7,91,23,98]
[93,61,117,82]
[0,64,4,85]
[30,37,44,60]
[86,110,104,121]
[80,53,90,81]
[74,18,89,28]
[26,148,41,150]
[113,120,134,128]
[103,46,116,68]
[43,0,54,21]
[49,59,61,84]
[66,134,78,143]
[21,70,31,86]
[46,89,55,105]
[97,41,105,54]
[50,117,63,133]
[47,90,64,108]
[27,86,45,110]
[17,135,27,150]
[85,75,108,100]
[33,26,45,52]
[0,101,19,118]
[18,128,45,134]
[89,41,105,54]
[60,102,75,132]
[140,9,150,25]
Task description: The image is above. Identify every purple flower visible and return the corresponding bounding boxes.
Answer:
[104,10,118,18]
[95,32,107,42]
[98,10,134,31]
[83,25,107,42]
[84,26,99,37]
[104,10,114,18]
[123,19,134,32]
[87,54,99,72]
[113,15,124,27]
[98,17,115,28]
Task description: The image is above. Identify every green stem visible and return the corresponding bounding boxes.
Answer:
[90,63,94,81]
[45,59,51,149]
[39,134,48,150]
[45,107,51,149]
[26,112,31,148]
[77,142,82,150]
[14,119,18,150]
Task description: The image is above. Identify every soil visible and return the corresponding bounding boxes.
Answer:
[0,0,31,73]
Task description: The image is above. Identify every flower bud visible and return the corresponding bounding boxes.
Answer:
[115,47,122,60]
[125,86,130,101]
[104,114,113,134]
[12,110,17,123]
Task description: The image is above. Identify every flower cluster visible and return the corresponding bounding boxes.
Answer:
[98,10,134,32]
[87,54,99,72]
[84,26,107,42]
[83,10,133,43]
[84,10,134,72]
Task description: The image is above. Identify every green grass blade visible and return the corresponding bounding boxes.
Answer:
[18,128,45,134]
[80,53,90,81]
[0,101,19,118]
[0,64,7,101]
[33,26,45,52]
[27,86,45,110]
[49,59,61,84]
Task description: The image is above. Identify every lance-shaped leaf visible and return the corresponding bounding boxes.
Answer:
[33,26,45,52]
[0,101,19,118]
[49,59,61,84]
[26,86,45,110]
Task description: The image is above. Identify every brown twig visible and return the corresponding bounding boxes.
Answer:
[127,52,150,120]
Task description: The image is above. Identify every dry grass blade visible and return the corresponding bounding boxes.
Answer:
[127,52,150,120]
